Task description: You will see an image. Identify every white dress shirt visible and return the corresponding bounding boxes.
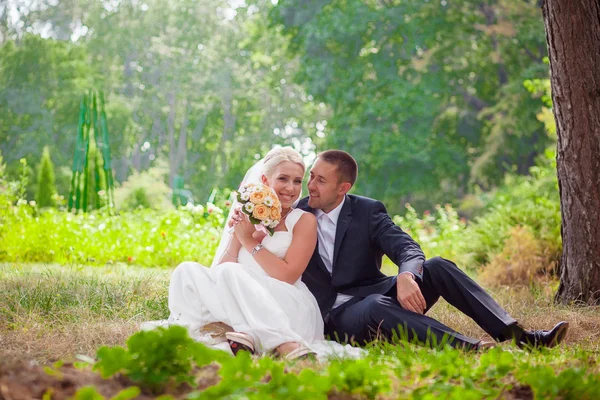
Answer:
[314,197,354,309]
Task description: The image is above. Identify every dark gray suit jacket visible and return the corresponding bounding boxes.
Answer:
[298,194,425,317]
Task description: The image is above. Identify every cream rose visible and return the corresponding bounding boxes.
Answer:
[270,207,282,221]
[253,204,270,221]
[249,191,267,204]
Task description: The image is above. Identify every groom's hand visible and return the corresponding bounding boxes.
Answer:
[396,273,427,314]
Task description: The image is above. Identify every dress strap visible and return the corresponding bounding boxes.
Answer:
[284,208,305,232]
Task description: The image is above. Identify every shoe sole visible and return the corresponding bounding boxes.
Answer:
[548,322,569,348]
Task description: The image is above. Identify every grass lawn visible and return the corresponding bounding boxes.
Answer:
[1,262,599,399]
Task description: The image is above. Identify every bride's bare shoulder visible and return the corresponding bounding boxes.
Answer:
[295,211,317,229]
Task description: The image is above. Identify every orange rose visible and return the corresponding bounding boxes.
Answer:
[270,206,282,221]
[250,191,267,204]
[253,204,270,221]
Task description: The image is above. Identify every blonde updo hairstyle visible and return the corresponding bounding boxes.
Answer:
[261,147,305,180]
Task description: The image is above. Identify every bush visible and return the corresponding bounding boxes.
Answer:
[114,161,173,212]
[36,146,57,208]
[95,326,227,392]
[479,225,556,287]
[459,161,561,268]
[123,187,152,210]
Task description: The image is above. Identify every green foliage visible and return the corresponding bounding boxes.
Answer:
[95,326,227,392]
[328,357,391,399]
[3,265,600,398]
[71,386,141,400]
[519,365,600,399]
[36,146,57,208]
[0,34,95,171]
[0,0,559,214]
[460,161,560,266]
[85,327,600,398]
[393,203,467,262]
[0,201,226,267]
[113,161,174,212]
[272,0,550,209]
[0,150,11,209]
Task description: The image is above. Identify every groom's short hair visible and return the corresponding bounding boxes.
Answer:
[318,150,358,185]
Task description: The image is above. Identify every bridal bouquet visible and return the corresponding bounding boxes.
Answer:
[235,183,282,235]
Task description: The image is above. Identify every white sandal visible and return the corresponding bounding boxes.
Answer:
[225,332,255,355]
[283,345,316,361]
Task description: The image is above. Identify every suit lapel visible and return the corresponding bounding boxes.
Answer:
[332,196,352,271]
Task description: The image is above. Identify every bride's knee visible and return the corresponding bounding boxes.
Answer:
[215,263,241,278]
[172,261,202,277]
[214,263,253,285]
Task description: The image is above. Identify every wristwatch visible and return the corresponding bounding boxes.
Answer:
[251,243,264,256]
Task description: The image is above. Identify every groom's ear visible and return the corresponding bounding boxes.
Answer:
[338,181,352,195]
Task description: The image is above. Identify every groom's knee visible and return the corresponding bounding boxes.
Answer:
[424,256,457,276]
[361,294,393,322]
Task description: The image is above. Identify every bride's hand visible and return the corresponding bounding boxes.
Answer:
[228,209,244,228]
[233,213,255,239]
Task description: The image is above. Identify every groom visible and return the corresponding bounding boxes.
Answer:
[297,150,568,350]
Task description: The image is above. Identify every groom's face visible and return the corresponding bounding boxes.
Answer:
[307,158,347,213]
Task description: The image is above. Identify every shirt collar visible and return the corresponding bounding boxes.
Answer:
[315,196,345,226]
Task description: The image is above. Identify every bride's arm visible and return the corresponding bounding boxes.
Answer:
[236,213,317,284]
[217,234,243,264]
[216,211,244,264]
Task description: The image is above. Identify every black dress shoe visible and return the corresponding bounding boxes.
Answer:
[518,321,569,349]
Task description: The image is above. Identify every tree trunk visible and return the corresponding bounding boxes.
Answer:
[542,0,600,305]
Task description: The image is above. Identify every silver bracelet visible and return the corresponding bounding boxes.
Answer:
[225,249,238,261]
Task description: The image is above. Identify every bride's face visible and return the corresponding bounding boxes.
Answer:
[262,161,305,209]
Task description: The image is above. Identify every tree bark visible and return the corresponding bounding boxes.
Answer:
[542,0,600,305]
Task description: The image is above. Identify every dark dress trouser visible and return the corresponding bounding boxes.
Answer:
[325,257,521,349]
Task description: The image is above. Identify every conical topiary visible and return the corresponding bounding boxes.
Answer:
[36,146,57,207]
[68,90,115,213]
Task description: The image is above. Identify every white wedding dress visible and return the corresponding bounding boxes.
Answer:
[142,208,363,360]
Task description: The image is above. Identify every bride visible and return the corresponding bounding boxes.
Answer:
[144,147,362,360]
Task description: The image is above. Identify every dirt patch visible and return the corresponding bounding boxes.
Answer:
[0,360,220,400]
[506,384,534,400]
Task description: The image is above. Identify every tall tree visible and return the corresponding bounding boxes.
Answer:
[542,0,600,304]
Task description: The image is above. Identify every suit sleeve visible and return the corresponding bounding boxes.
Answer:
[369,200,425,280]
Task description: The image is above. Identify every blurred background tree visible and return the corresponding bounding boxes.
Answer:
[0,0,551,213]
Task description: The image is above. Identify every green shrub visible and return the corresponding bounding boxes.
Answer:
[95,326,227,392]
[479,225,556,287]
[36,146,57,208]
[114,161,173,212]
[459,161,560,267]
[123,187,152,210]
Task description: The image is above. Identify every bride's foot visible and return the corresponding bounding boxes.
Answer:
[276,342,316,361]
[199,322,233,338]
[225,332,255,355]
